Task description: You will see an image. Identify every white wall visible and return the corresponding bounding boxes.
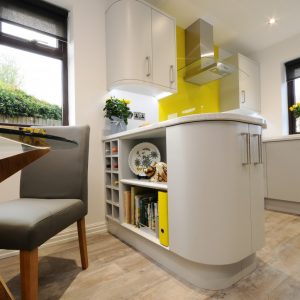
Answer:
[253,33,300,138]
[103,90,158,135]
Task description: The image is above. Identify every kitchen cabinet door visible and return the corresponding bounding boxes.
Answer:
[249,124,265,251]
[239,55,260,112]
[106,0,152,87]
[152,9,177,90]
[220,54,260,113]
[167,121,252,265]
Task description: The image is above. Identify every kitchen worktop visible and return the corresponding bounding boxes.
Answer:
[263,134,300,142]
[103,112,266,141]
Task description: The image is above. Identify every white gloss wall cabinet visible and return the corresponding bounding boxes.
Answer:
[103,113,266,290]
[105,0,177,97]
[220,53,261,112]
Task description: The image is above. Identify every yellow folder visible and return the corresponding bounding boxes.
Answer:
[158,191,169,247]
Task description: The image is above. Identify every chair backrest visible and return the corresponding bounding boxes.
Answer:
[20,125,90,212]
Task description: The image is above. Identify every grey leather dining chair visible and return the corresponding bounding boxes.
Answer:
[0,125,90,300]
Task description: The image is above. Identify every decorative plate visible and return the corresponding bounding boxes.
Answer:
[128,142,161,176]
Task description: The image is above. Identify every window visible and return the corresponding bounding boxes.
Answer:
[0,0,69,126]
[285,58,300,134]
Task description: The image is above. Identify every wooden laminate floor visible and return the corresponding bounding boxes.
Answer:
[1,210,300,299]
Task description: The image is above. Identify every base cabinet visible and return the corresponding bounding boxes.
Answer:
[103,116,265,289]
[167,121,264,265]
[264,138,300,203]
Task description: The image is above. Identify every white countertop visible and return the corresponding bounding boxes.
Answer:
[263,134,300,142]
[103,112,266,141]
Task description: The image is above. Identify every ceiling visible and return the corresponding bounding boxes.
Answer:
[145,0,300,55]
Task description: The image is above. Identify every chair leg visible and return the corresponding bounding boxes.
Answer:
[77,217,88,269]
[20,248,38,300]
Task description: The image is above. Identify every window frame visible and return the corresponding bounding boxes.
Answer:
[287,80,296,134]
[0,21,69,126]
[285,57,300,135]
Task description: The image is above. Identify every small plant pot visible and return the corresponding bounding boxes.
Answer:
[110,116,127,134]
[296,117,300,132]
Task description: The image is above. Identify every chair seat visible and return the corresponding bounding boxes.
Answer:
[0,198,85,251]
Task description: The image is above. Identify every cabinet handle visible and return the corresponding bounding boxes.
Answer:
[259,134,263,164]
[170,65,175,84]
[241,90,246,103]
[241,133,250,165]
[251,134,263,165]
[257,134,263,164]
[146,56,151,77]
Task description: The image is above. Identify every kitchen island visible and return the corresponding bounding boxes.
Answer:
[103,113,266,290]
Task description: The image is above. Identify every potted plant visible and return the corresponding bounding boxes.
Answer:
[103,96,133,134]
[289,103,300,131]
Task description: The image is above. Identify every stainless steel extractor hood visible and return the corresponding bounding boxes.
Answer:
[183,19,234,85]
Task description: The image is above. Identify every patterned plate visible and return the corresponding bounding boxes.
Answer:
[128,142,161,176]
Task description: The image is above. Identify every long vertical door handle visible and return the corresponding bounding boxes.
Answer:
[146,56,151,77]
[241,133,250,165]
[251,134,263,165]
[258,134,263,164]
[241,90,246,103]
[170,65,175,84]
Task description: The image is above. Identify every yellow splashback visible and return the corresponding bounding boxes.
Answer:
[159,27,220,122]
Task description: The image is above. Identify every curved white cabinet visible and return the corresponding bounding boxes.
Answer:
[103,113,266,290]
[105,0,177,97]
[167,121,264,265]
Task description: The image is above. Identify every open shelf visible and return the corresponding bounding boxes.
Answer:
[106,188,112,201]
[113,206,120,220]
[104,139,120,222]
[105,141,111,156]
[112,173,119,188]
[112,189,119,204]
[121,223,169,250]
[120,178,167,191]
[106,203,112,217]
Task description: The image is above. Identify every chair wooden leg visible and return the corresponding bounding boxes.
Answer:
[77,217,88,269]
[20,248,38,300]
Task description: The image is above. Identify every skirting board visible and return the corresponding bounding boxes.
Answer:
[0,221,107,260]
[265,198,300,215]
[108,220,257,290]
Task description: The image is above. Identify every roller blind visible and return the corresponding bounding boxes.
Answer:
[0,0,68,42]
[285,58,300,82]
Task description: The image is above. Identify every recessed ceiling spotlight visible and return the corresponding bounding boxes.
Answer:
[267,17,277,25]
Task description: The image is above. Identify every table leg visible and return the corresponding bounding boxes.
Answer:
[0,275,14,300]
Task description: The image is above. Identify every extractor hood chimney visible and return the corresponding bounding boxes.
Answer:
[184,19,234,85]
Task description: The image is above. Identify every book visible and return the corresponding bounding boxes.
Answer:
[137,193,157,230]
[154,202,159,237]
[135,194,142,227]
[130,186,135,225]
[123,191,131,224]
[130,186,145,225]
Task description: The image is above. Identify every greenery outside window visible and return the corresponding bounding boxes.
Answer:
[0,0,69,126]
[285,58,300,134]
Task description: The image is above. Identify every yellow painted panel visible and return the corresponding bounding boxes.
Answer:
[159,27,220,121]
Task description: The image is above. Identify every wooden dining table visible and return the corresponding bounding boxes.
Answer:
[0,126,77,300]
